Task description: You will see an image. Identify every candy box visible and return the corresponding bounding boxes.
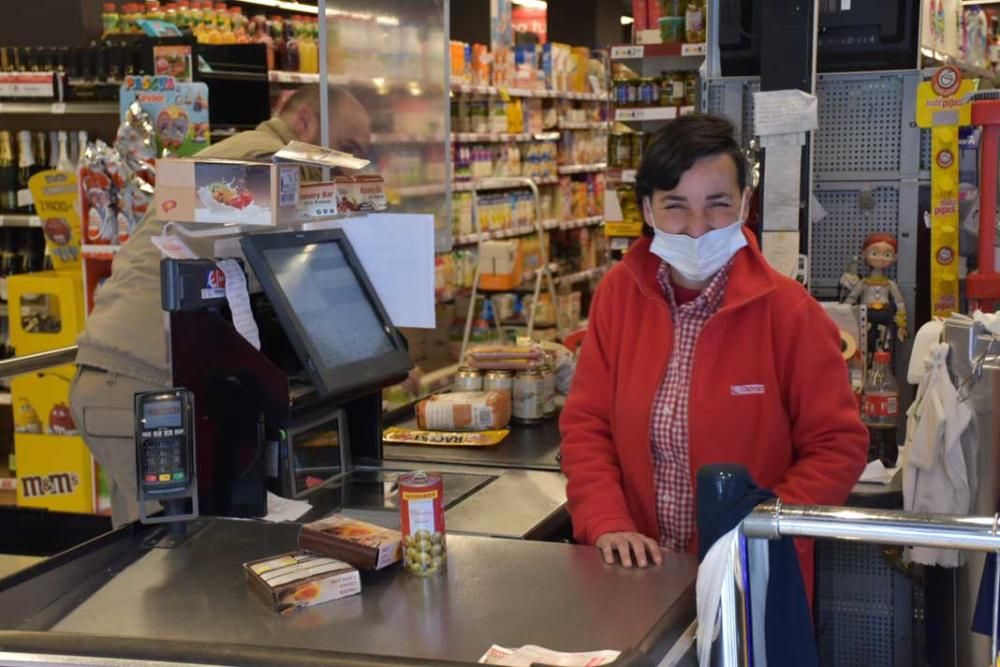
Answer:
[334,175,386,214]
[243,551,361,614]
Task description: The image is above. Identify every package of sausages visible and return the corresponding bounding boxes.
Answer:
[464,344,546,371]
[415,391,511,431]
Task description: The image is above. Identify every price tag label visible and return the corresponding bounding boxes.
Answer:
[50,102,66,114]
[681,43,707,57]
[616,109,640,121]
[611,45,644,59]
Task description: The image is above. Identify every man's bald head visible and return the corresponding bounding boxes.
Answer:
[279,85,371,158]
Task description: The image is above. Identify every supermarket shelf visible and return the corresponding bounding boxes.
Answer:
[556,265,608,286]
[559,120,608,130]
[615,106,694,122]
[82,244,122,259]
[453,216,602,246]
[449,80,608,101]
[392,183,447,197]
[558,163,607,175]
[372,133,445,145]
[0,215,42,228]
[0,101,119,115]
[558,215,603,230]
[607,168,637,184]
[609,43,707,60]
[452,132,543,143]
[453,224,538,246]
[920,47,998,83]
[453,177,560,191]
[268,70,433,92]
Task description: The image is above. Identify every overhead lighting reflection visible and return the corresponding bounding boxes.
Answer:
[511,0,547,8]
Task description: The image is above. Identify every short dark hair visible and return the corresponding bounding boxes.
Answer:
[635,113,746,235]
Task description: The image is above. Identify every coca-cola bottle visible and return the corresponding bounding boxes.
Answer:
[862,350,899,467]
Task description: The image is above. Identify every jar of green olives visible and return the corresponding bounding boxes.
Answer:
[398,471,447,576]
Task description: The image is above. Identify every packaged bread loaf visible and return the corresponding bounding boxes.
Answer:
[465,344,546,371]
[415,391,511,431]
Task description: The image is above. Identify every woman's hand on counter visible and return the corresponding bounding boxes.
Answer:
[595,532,664,568]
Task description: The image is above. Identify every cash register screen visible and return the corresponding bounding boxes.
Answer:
[241,229,412,398]
[143,400,182,429]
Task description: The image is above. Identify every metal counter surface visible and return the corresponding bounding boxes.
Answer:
[383,417,561,471]
[49,518,696,663]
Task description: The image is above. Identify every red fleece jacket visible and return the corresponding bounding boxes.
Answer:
[560,232,868,589]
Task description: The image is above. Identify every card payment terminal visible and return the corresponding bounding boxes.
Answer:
[135,388,198,523]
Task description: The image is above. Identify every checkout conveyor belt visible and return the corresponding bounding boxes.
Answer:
[0,517,697,666]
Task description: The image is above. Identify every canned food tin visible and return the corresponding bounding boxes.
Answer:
[541,363,556,415]
[453,367,482,392]
[483,370,514,395]
[398,471,447,576]
[512,369,545,422]
[638,77,659,106]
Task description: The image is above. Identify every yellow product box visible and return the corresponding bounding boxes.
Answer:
[604,221,644,237]
[15,433,94,513]
[8,272,85,355]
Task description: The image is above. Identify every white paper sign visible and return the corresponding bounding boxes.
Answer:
[762,231,801,278]
[753,89,819,136]
[216,258,261,350]
[302,213,436,329]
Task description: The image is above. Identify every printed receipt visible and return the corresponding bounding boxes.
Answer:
[478,645,621,667]
[216,259,261,351]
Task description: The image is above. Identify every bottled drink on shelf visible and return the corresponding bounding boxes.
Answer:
[56,132,74,173]
[0,132,17,213]
[284,16,300,72]
[32,132,48,171]
[15,131,38,215]
[862,350,899,467]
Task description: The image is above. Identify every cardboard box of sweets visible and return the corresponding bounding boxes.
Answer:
[299,514,403,570]
[243,551,361,614]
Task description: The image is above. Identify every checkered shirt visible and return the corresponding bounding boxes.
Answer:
[651,261,732,551]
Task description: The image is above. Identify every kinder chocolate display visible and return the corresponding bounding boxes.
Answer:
[298,514,402,571]
[243,551,361,614]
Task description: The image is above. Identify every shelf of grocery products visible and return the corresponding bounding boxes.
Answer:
[449,80,608,101]
[82,245,122,260]
[610,43,707,60]
[453,177,560,192]
[556,265,608,286]
[0,215,42,228]
[559,120,608,130]
[0,101,119,115]
[607,168,637,183]
[391,183,447,198]
[615,106,695,122]
[452,216,603,246]
[558,163,607,175]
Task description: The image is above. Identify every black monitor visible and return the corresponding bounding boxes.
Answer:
[720,0,920,76]
[240,229,412,399]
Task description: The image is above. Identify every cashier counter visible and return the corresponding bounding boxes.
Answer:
[0,228,700,667]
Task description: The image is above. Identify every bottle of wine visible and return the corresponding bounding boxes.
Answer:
[56,131,74,172]
[32,132,48,170]
[0,132,18,213]
[15,131,37,214]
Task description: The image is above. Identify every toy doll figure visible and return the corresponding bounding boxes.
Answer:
[845,232,908,358]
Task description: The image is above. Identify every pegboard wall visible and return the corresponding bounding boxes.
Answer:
[816,540,915,667]
[812,185,899,289]
[704,70,924,298]
[706,71,923,180]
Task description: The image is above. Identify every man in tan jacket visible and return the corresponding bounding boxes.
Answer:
[70,85,371,526]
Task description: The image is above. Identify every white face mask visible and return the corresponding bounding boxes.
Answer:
[645,198,748,284]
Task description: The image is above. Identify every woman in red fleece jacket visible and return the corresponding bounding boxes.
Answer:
[560,114,868,586]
